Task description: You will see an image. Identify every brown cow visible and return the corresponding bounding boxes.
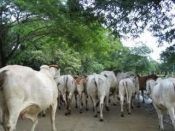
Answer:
[137,74,158,103]
[74,75,88,113]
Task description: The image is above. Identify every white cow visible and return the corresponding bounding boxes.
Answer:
[49,65,60,79]
[132,75,140,106]
[115,72,135,92]
[146,78,175,130]
[0,65,58,131]
[100,71,118,105]
[55,75,76,115]
[115,71,135,84]
[146,79,156,97]
[39,65,60,117]
[86,74,110,121]
[119,76,139,117]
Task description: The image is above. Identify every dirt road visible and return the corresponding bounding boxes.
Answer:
[13,103,173,131]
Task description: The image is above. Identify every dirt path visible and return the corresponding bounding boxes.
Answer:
[14,103,173,131]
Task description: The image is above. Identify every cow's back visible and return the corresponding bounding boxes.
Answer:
[2,65,58,110]
[100,71,117,88]
[152,79,175,107]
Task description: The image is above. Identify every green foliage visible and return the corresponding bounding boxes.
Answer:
[160,44,175,72]
[79,0,175,43]
[1,0,159,74]
[130,44,152,56]
[161,44,175,64]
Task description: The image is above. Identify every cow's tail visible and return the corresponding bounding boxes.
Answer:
[94,77,98,98]
[65,75,69,90]
[172,82,175,93]
[63,75,69,105]
[0,70,7,91]
[123,81,129,103]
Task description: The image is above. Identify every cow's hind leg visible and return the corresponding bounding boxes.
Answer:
[136,91,140,108]
[105,95,110,111]
[31,119,38,131]
[20,104,41,131]
[75,93,78,109]
[99,96,105,121]
[6,106,21,131]
[153,104,164,130]
[24,113,39,131]
[168,107,175,129]
[2,108,9,131]
[120,95,124,117]
[79,94,83,113]
[141,90,145,103]
[58,95,62,110]
[112,90,117,106]
[131,96,134,109]
[85,94,89,111]
[91,96,98,118]
[50,100,57,131]
[127,98,131,115]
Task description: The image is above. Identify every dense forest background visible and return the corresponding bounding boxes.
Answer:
[1,0,175,75]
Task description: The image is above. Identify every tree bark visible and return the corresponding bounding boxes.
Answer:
[0,24,8,68]
[0,7,7,68]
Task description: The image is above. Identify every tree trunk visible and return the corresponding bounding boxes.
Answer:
[0,6,6,68]
[0,29,7,68]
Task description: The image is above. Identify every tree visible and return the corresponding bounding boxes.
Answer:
[161,44,175,64]
[0,0,56,67]
[1,0,160,75]
[119,44,156,73]
[79,0,175,43]
[130,43,152,56]
[160,44,175,72]
[0,0,110,68]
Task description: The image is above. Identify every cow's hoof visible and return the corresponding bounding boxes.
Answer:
[79,110,83,114]
[121,113,124,117]
[128,112,131,115]
[105,106,110,111]
[97,111,100,113]
[75,105,78,109]
[99,118,104,122]
[39,112,46,117]
[113,103,117,106]
[65,112,71,116]
[159,127,164,131]
[109,99,111,103]
[137,103,141,108]
[86,108,89,111]
[94,114,97,118]
[65,112,69,116]
[159,126,164,131]
[42,114,46,117]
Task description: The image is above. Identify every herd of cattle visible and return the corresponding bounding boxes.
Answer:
[0,64,175,131]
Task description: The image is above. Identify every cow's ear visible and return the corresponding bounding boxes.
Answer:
[136,74,140,78]
[49,64,59,69]
[0,70,7,89]
[84,75,88,78]
[74,75,78,79]
[104,74,108,78]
